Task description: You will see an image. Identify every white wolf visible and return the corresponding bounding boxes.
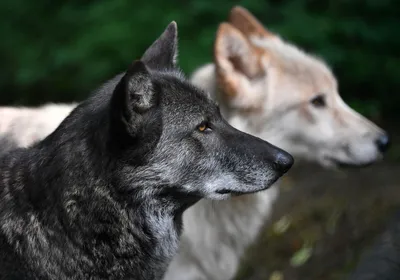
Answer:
[163,7,388,280]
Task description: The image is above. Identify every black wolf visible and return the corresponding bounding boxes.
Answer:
[0,22,293,280]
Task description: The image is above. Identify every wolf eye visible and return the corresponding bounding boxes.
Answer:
[197,122,211,133]
[310,94,326,108]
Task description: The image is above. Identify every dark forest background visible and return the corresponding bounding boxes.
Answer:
[0,0,399,123]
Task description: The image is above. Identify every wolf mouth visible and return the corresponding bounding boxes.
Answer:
[216,189,248,195]
[336,161,374,169]
[215,173,285,196]
[327,157,376,169]
[216,183,279,196]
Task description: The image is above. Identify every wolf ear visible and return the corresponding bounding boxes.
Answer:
[229,6,277,40]
[214,23,265,101]
[111,60,156,137]
[141,21,178,70]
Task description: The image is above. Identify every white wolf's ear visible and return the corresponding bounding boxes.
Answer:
[214,23,265,105]
[141,21,178,70]
[229,6,278,40]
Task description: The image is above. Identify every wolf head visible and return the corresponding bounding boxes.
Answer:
[197,6,388,168]
[79,22,294,201]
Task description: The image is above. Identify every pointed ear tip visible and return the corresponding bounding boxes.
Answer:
[229,6,258,24]
[217,22,235,35]
[166,21,178,34]
[230,6,248,15]
[216,22,243,40]
[228,6,274,38]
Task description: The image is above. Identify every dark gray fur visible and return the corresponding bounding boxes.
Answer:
[0,22,293,280]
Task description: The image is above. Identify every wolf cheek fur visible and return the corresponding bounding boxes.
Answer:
[0,21,293,280]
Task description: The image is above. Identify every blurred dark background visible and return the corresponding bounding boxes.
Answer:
[1,0,399,121]
[1,0,399,279]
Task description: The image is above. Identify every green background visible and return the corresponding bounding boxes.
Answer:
[0,0,399,122]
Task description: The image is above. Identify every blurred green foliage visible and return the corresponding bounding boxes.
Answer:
[0,0,398,120]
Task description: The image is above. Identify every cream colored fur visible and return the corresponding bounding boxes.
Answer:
[0,103,75,147]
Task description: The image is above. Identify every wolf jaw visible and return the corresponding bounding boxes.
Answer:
[0,20,293,280]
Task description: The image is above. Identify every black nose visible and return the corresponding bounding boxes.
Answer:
[273,151,294,174]
[375,133,390,153]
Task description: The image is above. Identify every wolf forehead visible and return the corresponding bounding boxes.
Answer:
[153,70,219,118]
[252,37,337,89]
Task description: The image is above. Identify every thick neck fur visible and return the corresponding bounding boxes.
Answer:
[0,84,196,280]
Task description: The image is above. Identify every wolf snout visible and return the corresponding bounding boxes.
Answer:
[272,151,294,174]
[375,133,390,153]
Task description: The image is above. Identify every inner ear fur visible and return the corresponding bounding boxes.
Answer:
[214,22,265,99]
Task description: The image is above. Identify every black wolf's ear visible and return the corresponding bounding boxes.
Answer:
[141,21,178,70]
[111,60,157,137]
[124,60,154,112]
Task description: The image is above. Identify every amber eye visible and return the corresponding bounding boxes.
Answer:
[310,94,326,108]
[197,122,211,133]
[198,124,207,132]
